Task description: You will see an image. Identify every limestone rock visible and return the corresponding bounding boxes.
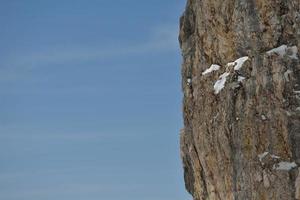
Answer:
[179,0,300,199]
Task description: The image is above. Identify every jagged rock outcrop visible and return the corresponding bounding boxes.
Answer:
[179,0,300,199]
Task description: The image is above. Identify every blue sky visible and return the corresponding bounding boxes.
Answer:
[0,1,191,200]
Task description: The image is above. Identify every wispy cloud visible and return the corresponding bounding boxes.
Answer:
[0,122,150,141]
[0,182,143,199]
[0,130,141,141]
[0,132,108,140]
[0,24,179,81]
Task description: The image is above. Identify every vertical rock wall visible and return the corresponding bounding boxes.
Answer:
[179,0,300,199]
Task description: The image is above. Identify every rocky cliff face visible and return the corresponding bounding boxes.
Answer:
[179,0,300,199]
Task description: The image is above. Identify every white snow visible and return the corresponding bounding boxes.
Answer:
[258,152,269,162]
[267,45,288,57]
[261,115,267,121]
[258,152,280,162]
[213,72,230,94]
[271,154,280,159]
[202,64,221,75]
[289,46,298,59]
[286,111,292,116]
[266,45,298,59]
[294,90,300,94]
[187,78,192,85]
[284,69,293,82]
[226,62,236,67]
[273,161,297,171]
[234,56,249,70]
[225,56,249,70]
[238,76,245,82]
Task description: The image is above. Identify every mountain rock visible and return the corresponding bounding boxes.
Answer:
[179,0,300,199]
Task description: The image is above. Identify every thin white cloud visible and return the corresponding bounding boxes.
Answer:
[0,182,143,199]
[0,131,138,141]
[0,24,179,81]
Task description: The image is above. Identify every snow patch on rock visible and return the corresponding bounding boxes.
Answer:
[267,45,288,57]
[233,56,249,70]
[273,161,297,171]
[258,151,280,163]
[226,62,235,67]
[225,56,249,70]
[202,64,221,75]
[187,78,192,86]
[258,152,269,162]
[288,46,298,59]
[213,72,230,94]
[238,76,245,82]
[266,45,298,59]
[284,69,293,82]
[294,90,300,94]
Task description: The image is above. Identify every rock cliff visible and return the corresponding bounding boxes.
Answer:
[179,0,300,199]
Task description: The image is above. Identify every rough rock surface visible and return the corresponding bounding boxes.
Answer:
[179,0,300,199]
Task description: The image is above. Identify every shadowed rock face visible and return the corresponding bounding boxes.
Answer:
[179,0,300,199]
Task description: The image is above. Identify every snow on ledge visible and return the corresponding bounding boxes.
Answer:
[204,44,298,95]
[284,69,293,82]
[273,161,297,171]
[258,151,280,163]
[238,76,245,82]
[234,56,249,70]
[226,61,235,67]
[258,152,269,162]
[267,45,288,57]
[225,56,249,70]
[266,45,298,59]
[213,72,230,94]
[202,64,221,75]
[289,46,298,59]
